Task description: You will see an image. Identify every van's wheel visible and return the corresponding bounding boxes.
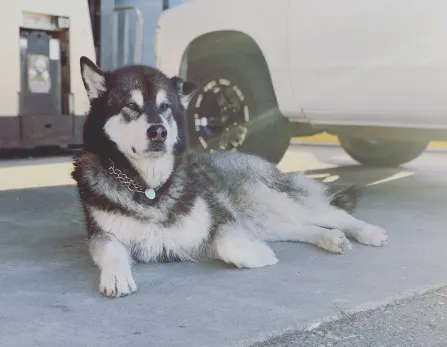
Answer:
[185,59,291,164]
[338,136,429,167]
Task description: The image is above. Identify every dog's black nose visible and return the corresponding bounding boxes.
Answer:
[147,125,167,142]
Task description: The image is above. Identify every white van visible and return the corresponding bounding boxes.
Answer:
[155,0,447,165]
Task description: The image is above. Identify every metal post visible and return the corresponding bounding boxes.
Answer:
[112,6,143,69]
[133,8,143,64]
[112,10,118,69]
[122,11,129,65]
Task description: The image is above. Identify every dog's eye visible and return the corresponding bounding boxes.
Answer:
[125,102,139,111]
[159,103,170,112]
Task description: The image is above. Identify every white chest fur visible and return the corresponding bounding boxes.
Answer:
[130,154,174,188]
[90,197,211,262]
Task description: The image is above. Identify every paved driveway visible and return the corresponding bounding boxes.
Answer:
[1,145,446,347]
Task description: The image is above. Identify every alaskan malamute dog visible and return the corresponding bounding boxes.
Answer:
[72,56,388,298]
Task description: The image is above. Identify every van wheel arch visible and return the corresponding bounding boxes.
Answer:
[180,30,291,164]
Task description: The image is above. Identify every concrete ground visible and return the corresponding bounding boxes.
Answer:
[1,145,447,347]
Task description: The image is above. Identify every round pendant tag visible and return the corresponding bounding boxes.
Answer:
[144,188,156,200]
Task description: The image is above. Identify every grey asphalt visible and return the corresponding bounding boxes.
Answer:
[253,286,447,347]
[1,145,447,347]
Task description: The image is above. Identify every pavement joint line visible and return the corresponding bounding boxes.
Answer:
[235,282,447,347]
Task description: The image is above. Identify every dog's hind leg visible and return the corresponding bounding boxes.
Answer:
[213,226,278,268]
[311,206,388,247]
[261,225,352,254]
[89,233,137,298]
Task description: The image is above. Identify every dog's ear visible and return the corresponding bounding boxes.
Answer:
[170,76,197,109]
[80,56,107,102]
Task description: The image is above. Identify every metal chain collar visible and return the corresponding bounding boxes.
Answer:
[108,160,146,193]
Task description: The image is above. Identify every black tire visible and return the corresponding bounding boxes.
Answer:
[185,58,291,164]
[338,136,429,167]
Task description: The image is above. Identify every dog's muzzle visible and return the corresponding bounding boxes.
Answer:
[147,125,167,143]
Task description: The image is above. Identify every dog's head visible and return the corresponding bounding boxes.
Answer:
[80,56,196,159]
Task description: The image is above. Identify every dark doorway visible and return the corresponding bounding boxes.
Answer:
[88,0,102,65]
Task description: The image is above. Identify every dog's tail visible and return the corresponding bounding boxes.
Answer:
[329,185,362,214]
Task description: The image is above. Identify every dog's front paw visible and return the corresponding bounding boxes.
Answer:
[356,225,388,247]
[99,267,137,298]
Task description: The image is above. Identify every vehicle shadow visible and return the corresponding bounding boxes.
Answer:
[303,164,416,189]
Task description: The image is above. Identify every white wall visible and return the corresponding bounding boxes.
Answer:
[0,0,96,116]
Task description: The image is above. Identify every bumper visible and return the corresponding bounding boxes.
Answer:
[0,115,86,149]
